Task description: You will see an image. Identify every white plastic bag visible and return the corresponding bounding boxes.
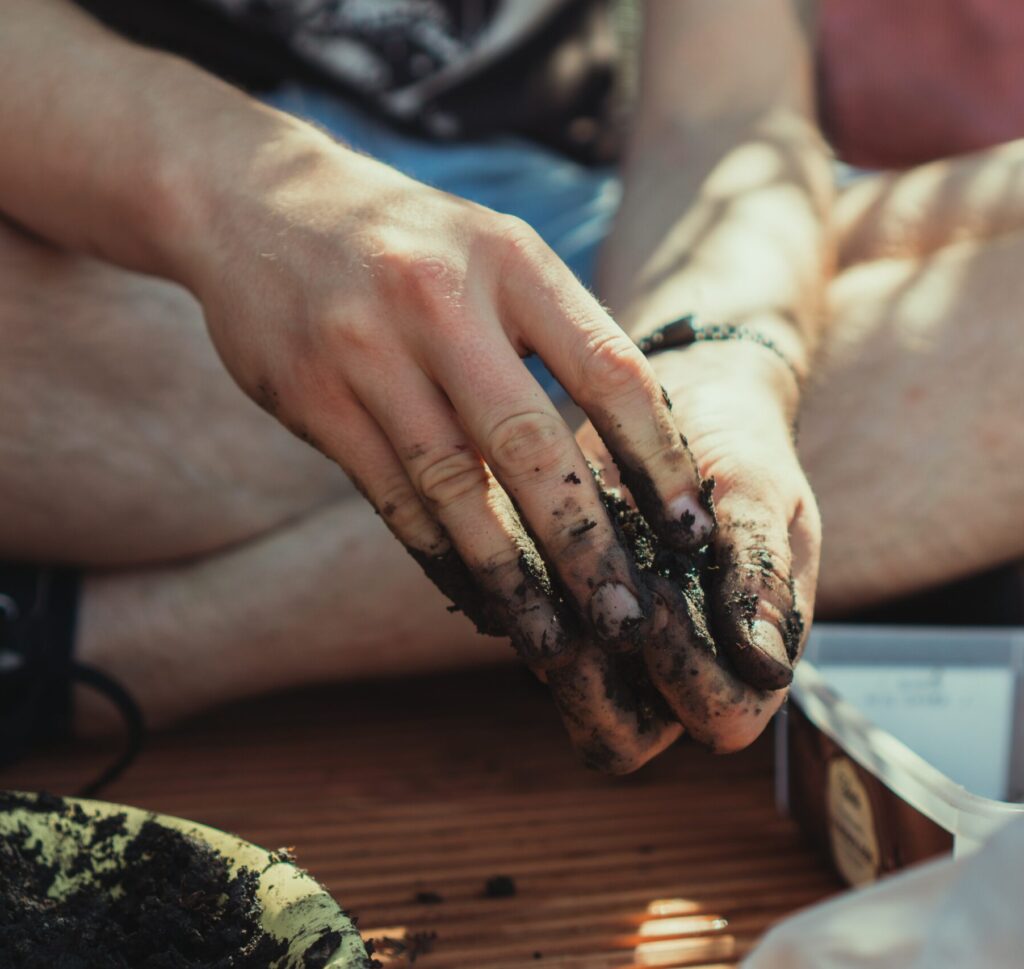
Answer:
[744,815,1024,968]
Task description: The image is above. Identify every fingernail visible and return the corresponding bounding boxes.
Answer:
[513,604,572,668]
[590,581,644,645]
[667,494,715,545]
[746,619,793,690]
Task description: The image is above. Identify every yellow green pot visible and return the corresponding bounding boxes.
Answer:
[0,791,369,968]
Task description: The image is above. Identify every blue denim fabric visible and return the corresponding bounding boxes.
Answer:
[263,84,619,285]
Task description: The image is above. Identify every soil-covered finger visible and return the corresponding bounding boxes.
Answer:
[710,507,803,691]
[300,395,509,639]
[642,573,782,753]
[546,642,683,775]
[409,463,576,669]
[592,478,782,751]
[498,259,716,552]
[431,344,655,653]
[787,495,821,665]
[352,365,577,668]
[599,403,717,554]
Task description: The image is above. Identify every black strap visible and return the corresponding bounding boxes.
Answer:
[0,564,144,797]
[635,314,803,388]
[68,662,145,798]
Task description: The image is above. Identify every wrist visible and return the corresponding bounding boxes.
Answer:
[635,308,810,375]
[134,64,339,293]
[651,335,803,428]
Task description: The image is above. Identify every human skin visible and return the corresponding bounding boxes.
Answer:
[5,137,1024,741]
[0,0,831,766]
[805,142,1024,612]
[581,0,831,748]
[0,0,728,665]
[0,0,715,766]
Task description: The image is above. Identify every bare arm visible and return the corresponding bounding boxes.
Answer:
[0,0,320,282]
[600,0,833,372]
[578,0,831,746]
[1,0,748,768]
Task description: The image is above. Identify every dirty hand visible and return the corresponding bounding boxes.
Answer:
[179,136,716,672]
[573,338,821,763]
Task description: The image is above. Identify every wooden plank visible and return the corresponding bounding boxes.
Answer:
[1,667,841,967]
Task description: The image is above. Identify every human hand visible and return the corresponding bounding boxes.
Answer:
[574,337,821,756]
[180,135,720,683]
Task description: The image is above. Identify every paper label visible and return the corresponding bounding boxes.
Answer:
[821,664,1015,800]
[827,756,880,886]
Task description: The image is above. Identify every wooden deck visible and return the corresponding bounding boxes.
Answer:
[3,666,841,967]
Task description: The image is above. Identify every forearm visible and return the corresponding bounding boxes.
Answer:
[0,0,329,286]
[598,0,833,377]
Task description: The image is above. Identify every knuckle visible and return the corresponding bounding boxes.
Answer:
[487,410,569,482]
[633,433,690,479]
[712,461,782,501]
[491,215,558,279]
[577,332,652,402]
[477,541,529,582]
[372,243,464,312]
[330,313,377,359]
[721,551,794,626]
[723,521,793,586]
[307,320,376,383]
[492,214,544,258]
[415,447,490,511]
[404,254,460,302]
[735,540,792,586]
[300,292,376,366]
[375,477,441,548]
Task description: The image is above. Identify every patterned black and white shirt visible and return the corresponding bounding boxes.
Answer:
[78,0,627,162]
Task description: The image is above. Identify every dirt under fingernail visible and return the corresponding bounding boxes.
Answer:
[589,581,643,645]
[667,494,715,543]
[736,619,794,690]
[511,602,572,667]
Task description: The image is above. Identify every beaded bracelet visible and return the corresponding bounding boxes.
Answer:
[634,314,803,389]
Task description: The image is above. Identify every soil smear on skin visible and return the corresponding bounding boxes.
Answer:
[0,791,371,969]
[410,526,578,668]
[403,455,801,737]
[406,461,714,646]
[405,545,507,637]
[614,448,717,551]
[402,467,715,721]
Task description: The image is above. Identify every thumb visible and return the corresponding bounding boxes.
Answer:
[709,492,804,691]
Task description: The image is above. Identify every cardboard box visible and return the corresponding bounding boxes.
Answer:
[776,624,1024,885]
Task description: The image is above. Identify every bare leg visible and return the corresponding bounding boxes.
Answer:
[0,219,345,565]
[13,141,1024,732]
[837,138,1024,267]
[76,495,505,734]
[0,221,503,732]
[803,144,1024,614]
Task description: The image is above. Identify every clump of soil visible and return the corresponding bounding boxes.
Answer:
[483,875,517,898]
[407,467,704,648]
[0,792,363,969]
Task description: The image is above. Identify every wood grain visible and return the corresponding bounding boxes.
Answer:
[2,665,841,967]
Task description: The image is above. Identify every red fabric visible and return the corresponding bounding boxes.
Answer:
[818,0,1024,168]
